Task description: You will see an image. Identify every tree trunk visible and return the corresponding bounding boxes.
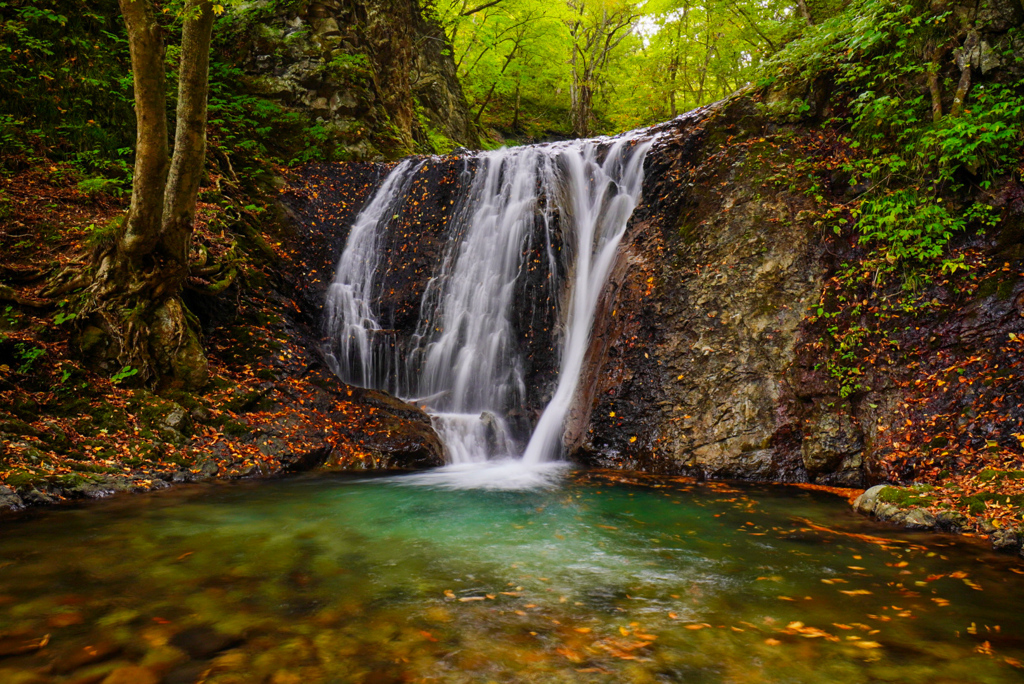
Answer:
[572,82,593,138]
[925,40,949,122]
[162,0,216,275]
[83,0,214,390]
[511,81,521,131]
[116,0,169,269]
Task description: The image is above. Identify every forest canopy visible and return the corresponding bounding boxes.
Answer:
[429,0,799,139]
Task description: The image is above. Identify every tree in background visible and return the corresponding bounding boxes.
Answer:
[432,0,798,138]
[436,0,568,137]
[605,0,793,130]
[565,0,643,137]
[85,0,219,389]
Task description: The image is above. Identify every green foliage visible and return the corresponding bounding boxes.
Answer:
[853,190,961,270]
[918,82,1024,187]
[84,217,123,250]
[762,0,1024,399]
[433,0,796,138]
[0,1,133,177]
[416,105,457,154]
[77,176,126,198]
[325,52,371,82]
[14,343,44,374]
[111,365,139,384]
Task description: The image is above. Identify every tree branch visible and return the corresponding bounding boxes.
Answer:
[462,0,503,16]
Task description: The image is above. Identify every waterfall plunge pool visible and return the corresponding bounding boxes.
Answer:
[1,468,1023,683]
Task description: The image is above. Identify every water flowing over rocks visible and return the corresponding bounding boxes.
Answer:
[289,82,1023,501]
[290,134,653,465]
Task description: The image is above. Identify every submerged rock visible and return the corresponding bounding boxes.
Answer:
[169,626,244,660]
[101,665,160,684]
[53,641,122,674]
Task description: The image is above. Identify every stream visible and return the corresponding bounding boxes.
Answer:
[1,466,1023,683]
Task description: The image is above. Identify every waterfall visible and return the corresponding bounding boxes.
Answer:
[324,134,652,466]
[521,137,651,463]
[323,159,426,388]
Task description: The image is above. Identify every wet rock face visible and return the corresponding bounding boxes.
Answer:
[569,105,827,482]
[800,407,864,485]
[0,485,22,511]
[284,155,563,441]
[236,0,477,160]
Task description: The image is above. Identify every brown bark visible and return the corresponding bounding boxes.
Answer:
[117,0,169,268]
[950,64,971,117]
[951,30,978,118]
[83,0,215,390]
[925,41,949,122]
[795,0,814,24]
[162,0,216,273]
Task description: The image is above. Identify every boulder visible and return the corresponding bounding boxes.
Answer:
[802,408,863,476]
[0,485,22,511]
[852,484,890,515]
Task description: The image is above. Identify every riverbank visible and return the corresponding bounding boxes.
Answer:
[0,157,443,513]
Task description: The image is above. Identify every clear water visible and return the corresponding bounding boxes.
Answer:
[2,469,1023,683]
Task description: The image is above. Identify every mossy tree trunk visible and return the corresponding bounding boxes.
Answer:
[88,0,216,390]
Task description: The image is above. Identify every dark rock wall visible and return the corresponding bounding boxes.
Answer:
[232,0,478,160]
[570,0,1024,485]
[567,106,827,482]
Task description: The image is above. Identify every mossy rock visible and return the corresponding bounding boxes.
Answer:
[977,468,1024,483]
[0,418,41,438]
[222,389,270,414]
[962,492,1024,516]
[127,391,193,438]
[876,484,936,508]
[222,419,250,437]
[4,470,40,490]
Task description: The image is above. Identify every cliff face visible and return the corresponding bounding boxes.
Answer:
[565,106,829,482]
[229,0,478,160]
[571,0,1024,487]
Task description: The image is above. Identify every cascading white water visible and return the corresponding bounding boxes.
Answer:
[408,148,550,463]
[324,133,652,468]
[522,136,652,463]
[322,159,425,387]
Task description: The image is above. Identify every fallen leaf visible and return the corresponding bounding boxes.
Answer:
[855,641,883,649]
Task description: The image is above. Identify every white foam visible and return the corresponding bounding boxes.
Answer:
[393,459,570,491]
